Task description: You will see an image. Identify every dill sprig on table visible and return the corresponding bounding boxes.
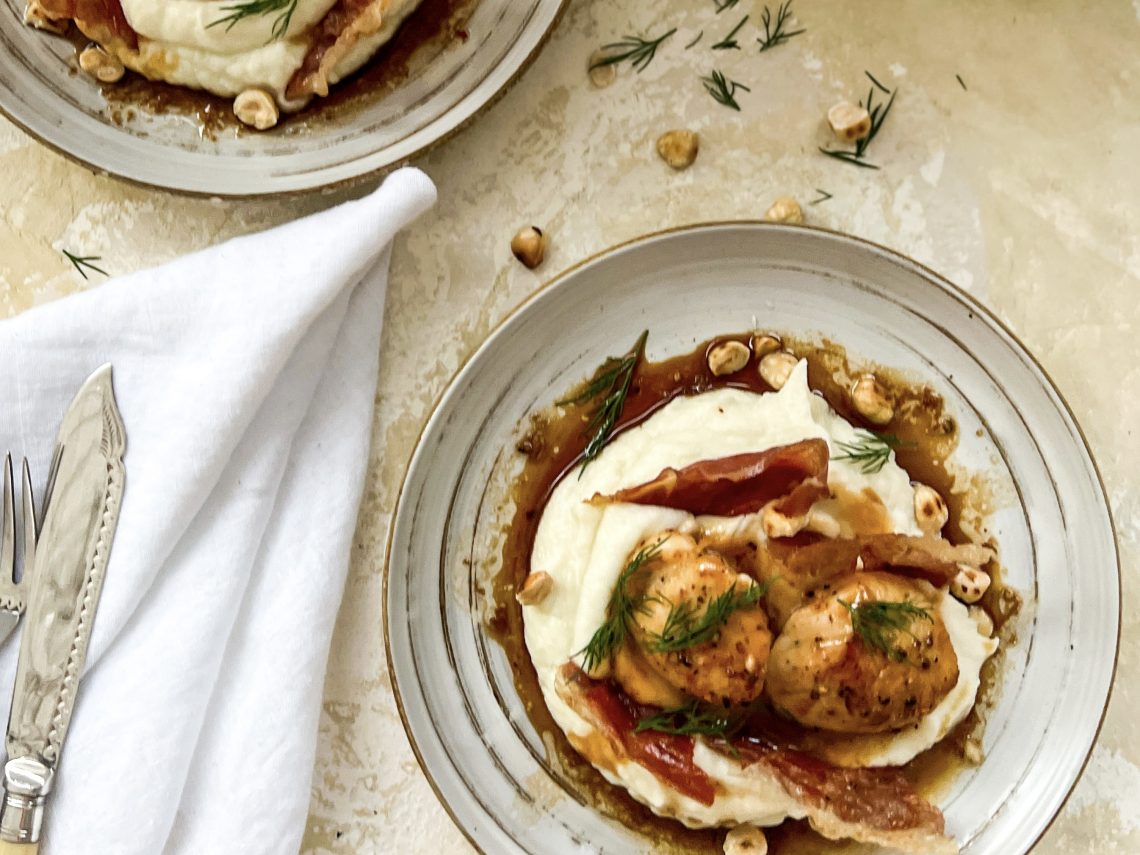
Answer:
[208,0,298,41]
[839,599,932,662]
[636,699,741,738]
[756,1,805,52]
[62,249,107,280]
[865,69,891,94]
[712,15,749,51]
[558,330,647,474]
[831,430,915,474]
[819,73,897,169]
[956,74,968,91]
[809,188,833,205]
[648,578,774,653]
[577,539,666,673]
[713,0,741,13]
[701,70,751,110]
[589,29,677,73]
[685,31,705,49]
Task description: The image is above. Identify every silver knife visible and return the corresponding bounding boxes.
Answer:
[0,365,126,852]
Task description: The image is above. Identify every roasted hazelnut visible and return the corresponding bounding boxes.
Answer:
[723,823,767,855]
[951,565,991,604]
[511,226,547,269]
[587,51,617,88]
[515,571,554,606]
[827,101,872,142]
[750,333,782,358]
[233,88,280,130]
[707,340,749,376]
[912,482,949,534]
[759,350,798,390]
[850,373,894,425]
[656,129,700,170]
[764,196,804,224]
[78,44,125,83]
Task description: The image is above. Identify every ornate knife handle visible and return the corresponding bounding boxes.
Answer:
[0,755,53,844]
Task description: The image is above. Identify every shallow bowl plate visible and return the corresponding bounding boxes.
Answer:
[0,0,564,196]
[386,224,1119,854]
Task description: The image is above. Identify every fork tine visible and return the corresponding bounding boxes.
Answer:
[21,457,36,579]
[1,454,13,585]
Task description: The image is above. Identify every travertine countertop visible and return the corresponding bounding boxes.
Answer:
[1,1,1137,852]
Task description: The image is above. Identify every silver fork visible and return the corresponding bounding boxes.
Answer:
[0,454,41,648]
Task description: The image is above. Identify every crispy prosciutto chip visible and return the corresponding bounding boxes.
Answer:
[556,665,955,854]
[36,0,137,50]
[592,439,830,518]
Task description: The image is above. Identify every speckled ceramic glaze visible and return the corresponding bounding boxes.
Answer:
[0,0,564,196]
[386,225,1119,854]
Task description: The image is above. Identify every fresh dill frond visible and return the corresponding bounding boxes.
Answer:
[577,539,666,673]
[712,15,749,50]
[865,69,890,94]
[713,0,741,13]
[956,74,968,91]
[809,188,833,205]
[831,430,915,474]
[819,74,897,169]
[839,598,932,662]
[635,699,740,738]
[701,70,751,110]
[208,0,298,41]
[756,1,805,52]
[685,30,704,49]
[589,29,677,73]
[62,249,107,280]
[559,330,647,474]
[649,578,775,653]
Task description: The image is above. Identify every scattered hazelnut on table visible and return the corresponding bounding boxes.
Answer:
[707,340,749,376]
[951,565,991,604]
[233,88,280,130]
[763,196,804,224]
[827,100,872,142]
[751,333,782,358]
[656,129,699,170]
[850,373,894,425]
[759,350,798,390]
[78,44,125,84]
[511,226,547,269]
[516,571,554,606]
[912,482,949,533]
[587,51,617,88]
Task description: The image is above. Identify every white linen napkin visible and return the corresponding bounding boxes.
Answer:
[0,167,436,854]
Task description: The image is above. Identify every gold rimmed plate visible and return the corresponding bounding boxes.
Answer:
[385,224,1119,854]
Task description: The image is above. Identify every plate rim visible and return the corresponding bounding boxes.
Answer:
[382,220,1123,855]
[0,0,569,199]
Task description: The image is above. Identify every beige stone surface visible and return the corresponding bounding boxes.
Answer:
[2,1,1138,852]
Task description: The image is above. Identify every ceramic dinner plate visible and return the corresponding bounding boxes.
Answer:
[0,0,564,196]
[385,224,1119,854]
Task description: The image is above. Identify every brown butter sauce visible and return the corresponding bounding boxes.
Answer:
[488,333,1020,854]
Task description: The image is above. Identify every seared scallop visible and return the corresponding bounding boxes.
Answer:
[625,532,772,708]
[766,573,958,733]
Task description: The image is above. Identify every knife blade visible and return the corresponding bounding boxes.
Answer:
[0,365,126,850]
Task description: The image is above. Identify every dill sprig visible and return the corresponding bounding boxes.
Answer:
[636,699,741,738]
[831,430,915,474]
[756,1,805,52]
[839,598,932,662]
[685,31,704,49]
[701,70,751,110]
[649,578,775,653]
[809,188,833,205]
[577,539,666,673]
[559,330,647,474]
[712,15,749,50]
[589,29,677,73]
[208,0,298,41]
[62,249,107,280]
[713,0,740,12]
[865,69,891,94]
[956,74,967,91]
[819,73,897,169]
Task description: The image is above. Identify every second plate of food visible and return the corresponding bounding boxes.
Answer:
[386,224,1119,854]
[0,0,564,196]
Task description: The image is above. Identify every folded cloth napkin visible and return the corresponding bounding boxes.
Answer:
[0,168,436,854]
